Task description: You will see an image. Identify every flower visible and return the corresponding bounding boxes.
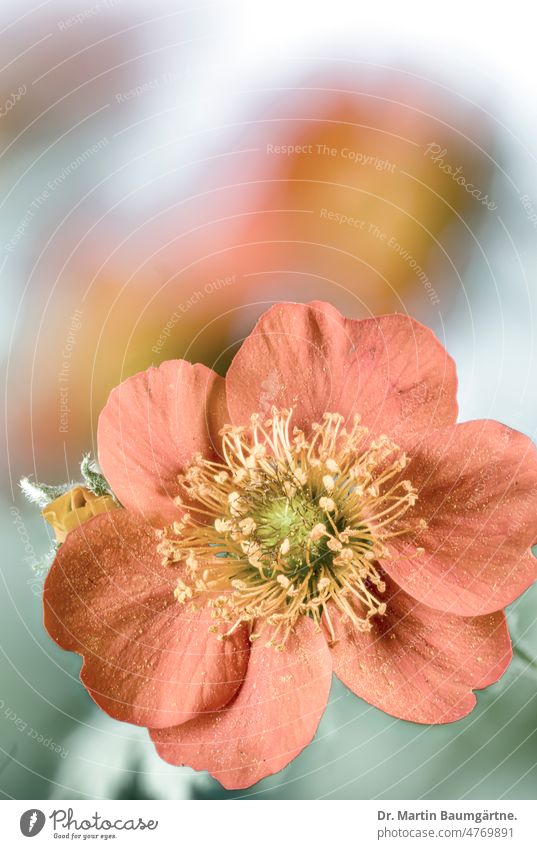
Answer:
[43,301,537,789]
[42,486,118,543]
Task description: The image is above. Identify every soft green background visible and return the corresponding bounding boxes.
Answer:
[2,0,537,800]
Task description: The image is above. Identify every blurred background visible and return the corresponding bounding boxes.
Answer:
[2,0,537,800]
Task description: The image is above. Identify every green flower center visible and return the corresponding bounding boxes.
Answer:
[255,493,325,564]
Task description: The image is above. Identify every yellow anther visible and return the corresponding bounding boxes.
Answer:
[310,523,326,541]
[239,517,256,535]
[322,474,336,492]
[319,496,336,512]
[283,481,297,498]
[279,538,290,556]
[325,458,339,473]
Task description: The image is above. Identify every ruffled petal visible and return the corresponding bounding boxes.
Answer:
[98,361,227,525]
[150,616,332,789]
[44,510,249,729]
[386,420,537,615]
[327,577,511,724]
[226,301,457,437]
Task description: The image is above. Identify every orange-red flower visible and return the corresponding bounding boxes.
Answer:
[44,301,537,789]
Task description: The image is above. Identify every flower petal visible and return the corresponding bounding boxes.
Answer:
[387,420,537,615]
[327,578,511,724]
[44,510,249,729]
[98,361,227,525]
[226,301,457,437]
[150,616,332,789]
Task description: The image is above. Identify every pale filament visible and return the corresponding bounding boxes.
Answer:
[157,408,425,650]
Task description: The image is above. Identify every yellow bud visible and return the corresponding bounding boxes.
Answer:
[42,486,118,543]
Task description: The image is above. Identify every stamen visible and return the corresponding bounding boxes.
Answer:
[158,408,424,648]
